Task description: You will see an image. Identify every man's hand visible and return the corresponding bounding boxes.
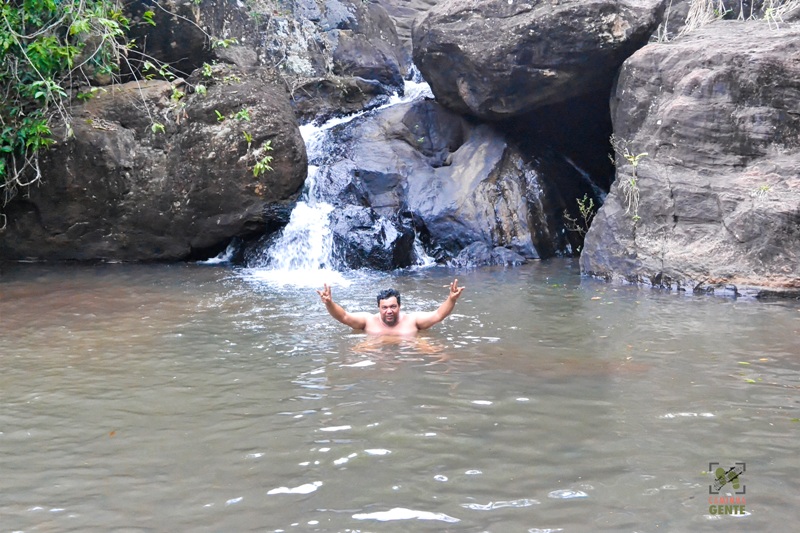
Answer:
[317,283,333,305]
[448,278,465,301]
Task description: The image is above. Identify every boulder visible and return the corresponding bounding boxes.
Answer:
[329,205,416,269]
[412,0,667,120]
[0,67,307,261]
[308,98,600,267]
[126,0,409,123]
[373,0,438,57]
[448,242,527,268]
[581,21,800,297]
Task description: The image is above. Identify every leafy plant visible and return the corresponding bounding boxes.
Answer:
[215,110,226,122]
[142,10,156,26]
[253,141,274,177]
[212,37,238,49]
[243,131,253,150]
[610,135,648,223]
[0,0,134,212]
[0,0,252,225]
[563,194,596,236]
[201,62,214,78]
[233,108,251,121]
[751,184,772,199]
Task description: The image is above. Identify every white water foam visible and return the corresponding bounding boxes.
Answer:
[244,78,435,287]
[352,507,460,523]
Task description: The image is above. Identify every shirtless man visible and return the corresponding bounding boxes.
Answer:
[317,279,465,335]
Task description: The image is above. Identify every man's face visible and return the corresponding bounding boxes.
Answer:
[378,296,400,326]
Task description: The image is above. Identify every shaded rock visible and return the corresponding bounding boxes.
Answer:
[581,21,800,297]
[125,0,259,76]
[412,0,666,120]
[0,68,307,261]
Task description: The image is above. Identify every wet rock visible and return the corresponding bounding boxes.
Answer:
[311,98,600,266]
[412,0,666,120]
[448,242,527,268]
[581,21,800,297]
[329,205,416,270]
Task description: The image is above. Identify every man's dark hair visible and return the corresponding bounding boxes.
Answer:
[376,288,401,306]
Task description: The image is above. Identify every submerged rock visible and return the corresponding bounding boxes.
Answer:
[581,21,800,297]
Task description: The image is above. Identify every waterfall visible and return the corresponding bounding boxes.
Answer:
[244,77,434,287]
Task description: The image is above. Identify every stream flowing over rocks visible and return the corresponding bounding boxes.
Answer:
[1,0,798,296]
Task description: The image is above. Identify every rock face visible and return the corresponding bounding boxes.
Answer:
[374,0,438,53]
[0,67,307,261]
[412,0,667,120]
[581,21,800,297]
[297,97,600,269]
[257,0,411,122]
[0,0,414,261]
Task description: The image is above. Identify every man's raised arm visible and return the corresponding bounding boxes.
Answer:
[317,283,369,330]
[414,278,465,331]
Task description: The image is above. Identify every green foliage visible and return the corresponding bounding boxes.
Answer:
[211,37,238,49]
[143,60,176,81]
[242,130,253,150]
[233,108,250,121]
[142,10,156,26]
[253,141,274,177]
[610,135,647,224]
[0,0,132,214]
[0,0,263,227]
[563,194,596,237]
[215,110,225,122]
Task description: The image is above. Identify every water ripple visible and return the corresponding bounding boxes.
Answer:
[547,489,589,499]
[461,498,540,510]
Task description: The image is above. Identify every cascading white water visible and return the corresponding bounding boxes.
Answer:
[246,77,434,287]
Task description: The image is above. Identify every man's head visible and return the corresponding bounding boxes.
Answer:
[376,288,401,326]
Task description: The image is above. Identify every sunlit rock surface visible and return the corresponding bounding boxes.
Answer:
[581,21,800,297]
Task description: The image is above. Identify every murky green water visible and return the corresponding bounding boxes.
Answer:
[1,260,799,532]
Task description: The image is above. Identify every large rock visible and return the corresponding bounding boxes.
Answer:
[306,98,600,267]
[581,21,800,297]
[412,0,667,120]
[261,0,410,121]
[329,205,416,269]
[0,67,307,261]
[374,0,438,55]
[126,0,410,123]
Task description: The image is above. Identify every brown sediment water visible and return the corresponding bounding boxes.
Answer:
[1,259,798,531]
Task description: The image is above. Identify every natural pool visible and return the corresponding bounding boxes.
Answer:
[1,259,798,532]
